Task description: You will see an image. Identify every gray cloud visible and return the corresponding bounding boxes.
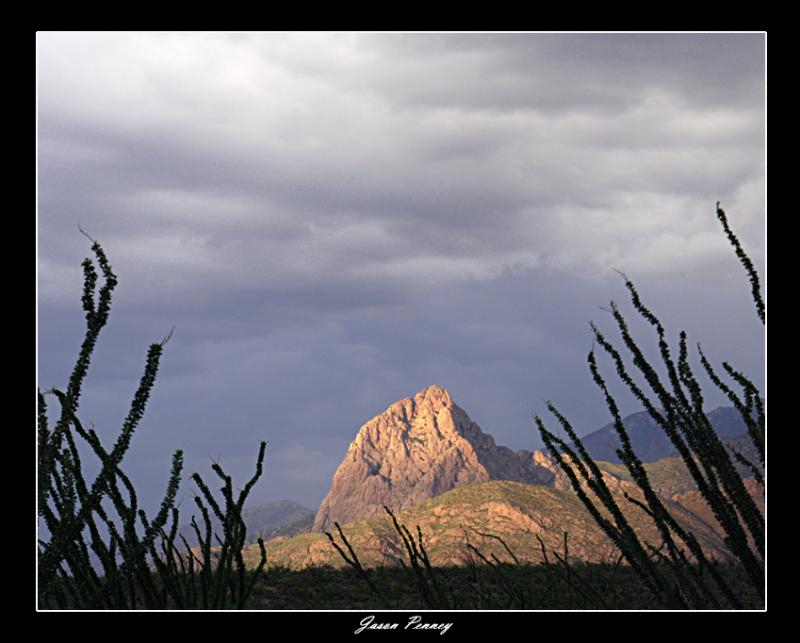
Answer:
[37,32,765,515]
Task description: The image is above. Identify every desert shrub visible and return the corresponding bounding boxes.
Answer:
[326,506,459,609]
[535,203,764,609]
[326,509,645,609]
[37,234,267,609]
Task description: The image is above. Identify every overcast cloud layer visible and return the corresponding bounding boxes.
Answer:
[37,33,765,514]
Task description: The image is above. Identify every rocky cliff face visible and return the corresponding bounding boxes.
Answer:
[313,385,553,532]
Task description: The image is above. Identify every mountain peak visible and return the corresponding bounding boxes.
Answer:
[313,386,552,531]
[383,385,453,423]
[416,384,452,405]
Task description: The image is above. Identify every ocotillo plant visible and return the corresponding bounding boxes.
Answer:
[535,203,764,609]
[326,506,458,609]
[37,234,267,609]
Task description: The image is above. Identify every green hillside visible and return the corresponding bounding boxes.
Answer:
[248,479,732,571]
[594,435,762,498]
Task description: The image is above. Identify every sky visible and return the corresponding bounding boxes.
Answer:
[37,32,766,515]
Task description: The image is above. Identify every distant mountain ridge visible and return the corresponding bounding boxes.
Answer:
[576,405,755,464]
[178,499,314,547]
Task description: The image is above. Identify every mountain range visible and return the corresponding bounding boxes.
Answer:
[178,499,314,548]
[577,405,754,463]
[243,384,762,570]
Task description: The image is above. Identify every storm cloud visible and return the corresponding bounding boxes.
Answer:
[37,32,765,513]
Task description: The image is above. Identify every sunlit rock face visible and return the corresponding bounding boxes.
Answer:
[313,385,553,531]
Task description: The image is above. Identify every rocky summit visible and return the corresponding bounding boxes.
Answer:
[312,385,553,532]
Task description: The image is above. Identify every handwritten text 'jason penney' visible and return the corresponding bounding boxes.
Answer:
[355,615,453,635]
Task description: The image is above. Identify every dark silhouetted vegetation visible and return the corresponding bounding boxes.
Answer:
[323,499,759,609]
[37,234,268,609]
[535,202,764,609]
[244,559,760,610]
